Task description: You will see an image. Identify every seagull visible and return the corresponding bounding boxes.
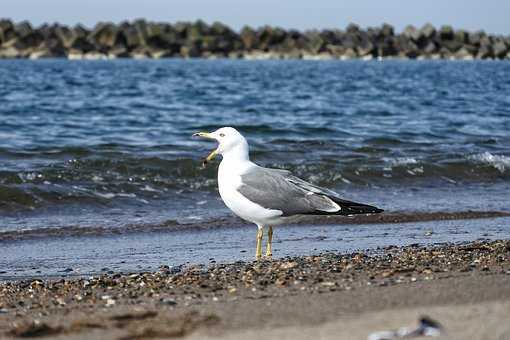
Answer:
[193,127,383,259]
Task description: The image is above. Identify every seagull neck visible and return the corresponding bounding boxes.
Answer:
[221,144,250,164]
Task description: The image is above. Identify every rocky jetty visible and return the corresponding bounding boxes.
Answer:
[0,19,509,60]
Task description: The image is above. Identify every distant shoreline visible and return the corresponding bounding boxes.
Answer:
[1,19,509,60]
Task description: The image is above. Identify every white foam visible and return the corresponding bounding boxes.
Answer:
[383,157,419,166]
[95,192,137,199]
[142,185,159,192]
[117,193,137,198]
[95,192,115,199]
[469,152,510,173]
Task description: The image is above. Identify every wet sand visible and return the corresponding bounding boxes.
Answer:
[2,210,509,242]
[3,211,510,280]
[1,239,510,339]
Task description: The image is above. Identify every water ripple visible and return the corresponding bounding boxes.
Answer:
[0,59,509,228]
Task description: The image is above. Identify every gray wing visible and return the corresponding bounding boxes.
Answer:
[238,166,383,216]
[238,166,342,216]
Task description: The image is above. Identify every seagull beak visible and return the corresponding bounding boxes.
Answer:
[203,149,218,166]
[193,132,218,166]
[192,132,215,139]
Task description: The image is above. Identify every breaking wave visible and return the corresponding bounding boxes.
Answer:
[468,152,510,173]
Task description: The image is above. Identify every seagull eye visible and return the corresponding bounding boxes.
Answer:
[219,133,225,137]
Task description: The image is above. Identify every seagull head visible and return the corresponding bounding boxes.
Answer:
[193,127,248,166]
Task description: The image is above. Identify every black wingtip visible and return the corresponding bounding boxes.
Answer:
[361,207,384,214]
[335,199,384,215]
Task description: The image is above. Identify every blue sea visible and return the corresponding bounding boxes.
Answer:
[1,59,509,278]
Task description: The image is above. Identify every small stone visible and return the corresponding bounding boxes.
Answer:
[280,261,298,270]
[159,265,170,272]
[30,280,43,288]
[159,298,177,306]
[275,278,287,286]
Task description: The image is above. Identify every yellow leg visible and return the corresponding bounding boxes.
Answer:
[256,226,263,259]
[266,226,273,257]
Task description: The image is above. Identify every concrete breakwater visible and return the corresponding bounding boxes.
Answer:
[0,19,509,60]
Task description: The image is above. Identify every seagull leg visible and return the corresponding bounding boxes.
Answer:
[256,225,264,259]
[265,226,273,257]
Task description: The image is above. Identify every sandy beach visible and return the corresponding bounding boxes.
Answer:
[1,239,509,339]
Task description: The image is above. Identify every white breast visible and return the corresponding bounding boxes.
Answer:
[217,160,283,226]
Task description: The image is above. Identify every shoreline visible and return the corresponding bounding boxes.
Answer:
[1,239,510,339]
[1,210,508,242]
[2,211,510,281]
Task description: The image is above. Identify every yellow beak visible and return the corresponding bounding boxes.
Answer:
[193,131,218,166]
[192,132,215,139]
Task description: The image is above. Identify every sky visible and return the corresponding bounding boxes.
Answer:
[3,0,510,34]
